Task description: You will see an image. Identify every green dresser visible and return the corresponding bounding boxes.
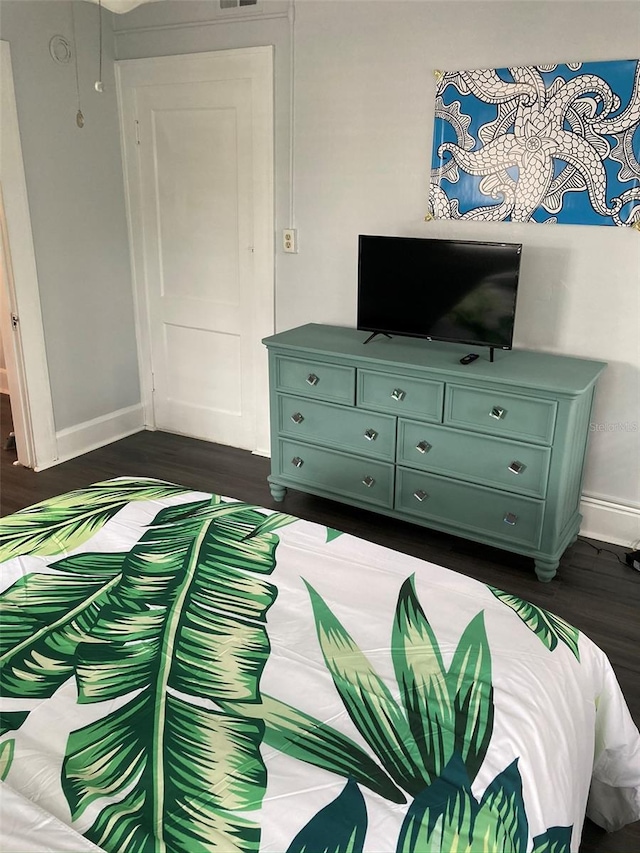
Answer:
[262,324,606,581]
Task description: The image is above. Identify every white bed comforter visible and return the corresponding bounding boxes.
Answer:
[0,478,638,853]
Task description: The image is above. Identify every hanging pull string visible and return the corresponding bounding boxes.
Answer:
[95,0,103,93]
[70,1,84,127]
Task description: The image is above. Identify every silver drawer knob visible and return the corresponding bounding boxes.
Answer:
[291,456,304,468]
[362,475,375,488]
[413,489,429,502]
[364,428,378,441]
[508,460,526,475]
[503,512,518,526]
[416,440,432,454]
[391,388,406,401]
[290,412,304,424]
[490,406,506,420]
[306,373,319,386]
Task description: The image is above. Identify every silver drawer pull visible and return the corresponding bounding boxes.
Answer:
[391,388,406,401]
[413,489,429,502]
[508,460,526,475]
[416,440,432,454]
[490,406,506,420]
[364,428,378,441]
[291,456,304,468]
[306,373,319,386]
[503,512,518,526]
[362,475,376,488]
[290,412,305,424]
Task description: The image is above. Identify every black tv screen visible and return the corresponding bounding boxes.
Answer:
[357,235,522,349]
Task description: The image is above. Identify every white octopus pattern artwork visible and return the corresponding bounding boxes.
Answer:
[429,60,640,226]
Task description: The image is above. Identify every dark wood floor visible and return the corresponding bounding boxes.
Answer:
[1,393,638,852]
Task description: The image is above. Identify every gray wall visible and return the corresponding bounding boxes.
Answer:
[0,0,139,430]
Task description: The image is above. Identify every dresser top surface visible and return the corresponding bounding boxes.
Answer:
[263,324,606,395]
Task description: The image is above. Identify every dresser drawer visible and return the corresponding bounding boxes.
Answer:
[445,385,557,445]
[396,468,544,549]
[398,420,551,499]
[357,369,444,421]
[274,355,355,404]
[277,394,396,461]
[277,439,394,509]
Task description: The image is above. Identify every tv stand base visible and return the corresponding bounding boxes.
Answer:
[363,331,392,344]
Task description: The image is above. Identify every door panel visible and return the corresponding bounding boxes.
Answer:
[118,49,274,452]
[154,99,244,304]
[138,80,253,447]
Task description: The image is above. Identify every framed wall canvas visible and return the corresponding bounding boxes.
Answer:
[429,59,640,227]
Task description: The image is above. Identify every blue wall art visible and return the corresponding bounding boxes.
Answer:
[429,59,640,227]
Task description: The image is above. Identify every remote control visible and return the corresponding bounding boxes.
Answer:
[460,353,480,365]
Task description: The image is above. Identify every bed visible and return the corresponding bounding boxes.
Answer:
[0,477,638,853]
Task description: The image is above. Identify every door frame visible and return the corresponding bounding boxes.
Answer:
[0,40,57,471]
[115,46,275,455]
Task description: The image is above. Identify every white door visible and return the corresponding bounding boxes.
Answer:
[117,48,274,453]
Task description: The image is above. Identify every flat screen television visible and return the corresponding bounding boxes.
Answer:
[357,235,522,351]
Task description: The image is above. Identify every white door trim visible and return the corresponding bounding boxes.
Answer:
[0,41,57,470]
[115,46,275,454]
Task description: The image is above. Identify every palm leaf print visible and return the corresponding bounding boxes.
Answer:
[488,587,580,661]
[532,825,572,853]
[221,693,405,803]
[0,738,15,780]
[392,575,454,782]
[392,578,493,787]
[396,755,475,853]
[447,611,494,783]
[301,575,494,796]
[242,511,297,540]
[284,578,550,853]
[64,693,265,853]
[304,580,429,797]
[472,759,529,852]
[0,477,190,561]
[1,552,127,702]
[0,711,28,736]
[0,492,297,853]
[58,496,285,853]
[285,780,367,853]
[397,755,529,853]
[326,528,344,543]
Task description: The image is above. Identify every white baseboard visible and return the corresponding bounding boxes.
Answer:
[0,368,8,396]
[45,404,145,469]
[580,494,640,548]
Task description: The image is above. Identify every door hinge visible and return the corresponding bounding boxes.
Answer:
[11,313,19,329]
[135,120,140,145]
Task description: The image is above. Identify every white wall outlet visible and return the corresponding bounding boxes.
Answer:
[283,228,298,253]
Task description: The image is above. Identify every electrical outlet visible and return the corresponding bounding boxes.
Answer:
[283,228,298,253]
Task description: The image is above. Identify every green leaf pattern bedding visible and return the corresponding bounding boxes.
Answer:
[0,478,638,852]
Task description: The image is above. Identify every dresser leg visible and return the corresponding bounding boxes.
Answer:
[534,558,558,582]
[268,478,287,502]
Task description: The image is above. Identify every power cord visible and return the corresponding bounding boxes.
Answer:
[577,536,636,568]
